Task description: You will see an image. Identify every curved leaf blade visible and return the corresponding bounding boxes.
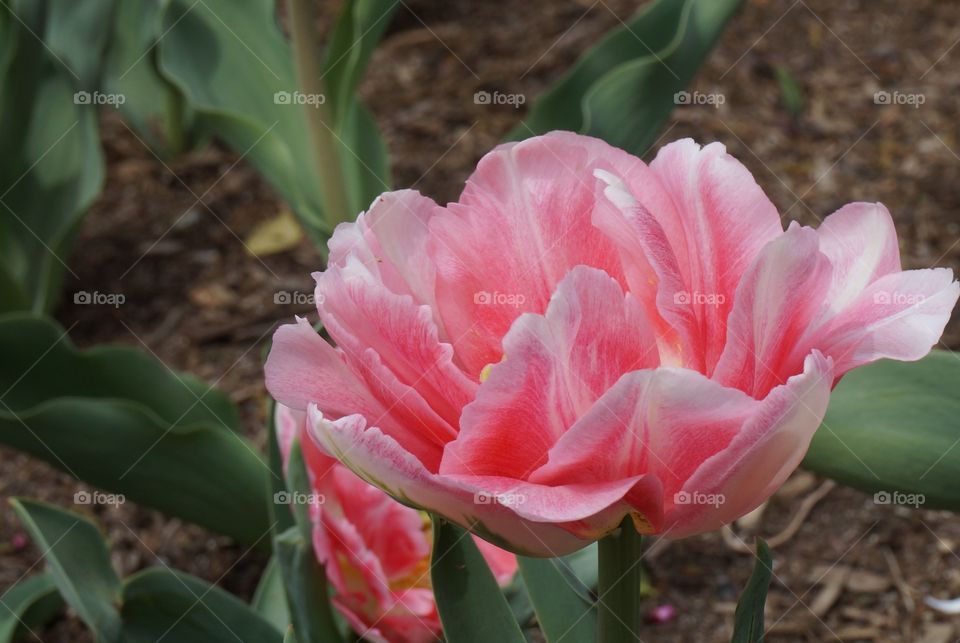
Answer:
[804,351,960,510]
[518,556,596,643]
[121,568,283,643]
[513,0,744,156]
[10,500,122,641]
[731,539,773,643]
[0,572,64,643]
[431,520,525,643]
[0,315,270,544]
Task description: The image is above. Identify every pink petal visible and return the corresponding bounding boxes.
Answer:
[713,224,833,398]
[813,202,901,311]
[265,317,447,471]
[429,132,640,377]
[328,190,447,324]
[648,139,783,372]
[530,367,756,503]
[593,170,703,370]
[307,407,609,556]
[440,266,658,479]
[316,259,476,431]
[810,268,959,376]
[667,351,833,537]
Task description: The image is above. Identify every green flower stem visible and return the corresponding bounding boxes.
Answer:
[597,518,644,642]
[287,0,351,228]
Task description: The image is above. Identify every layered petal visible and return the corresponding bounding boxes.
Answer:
[265,317,448,470]
[308,406,641,555]
[644,140,783,372]
[713,223,833,398]
[430,132,645,377]
[666,351,833,537]
[440,266,658,479]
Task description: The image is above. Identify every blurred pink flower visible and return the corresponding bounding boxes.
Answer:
[275,404,516,643]
[266,131,958,556]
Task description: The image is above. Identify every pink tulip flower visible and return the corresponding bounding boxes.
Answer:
[266,132,958,556]
[275,404,517,643]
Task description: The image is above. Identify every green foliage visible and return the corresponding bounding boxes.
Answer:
[513,0,744,156]
[0,314,271,544]
[804,351,960,510]
[431,519,526,643]
[731,540,773,643]
[518,556,597,642]
[9,501,283,643]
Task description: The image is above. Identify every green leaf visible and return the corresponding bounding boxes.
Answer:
[120,567,283,643]
[731,539,773,643]
[252,558,290,633]
[10,500,122,641]
[274,527,343,643]
[518,556,596,643]
[804,351,960,510]
[0,314,272,545]
[156,0,328,237]
[431,520,525,643]
[322,0,396,213]
[773,66,803,116]
[513,0,744,155]
[0,572,64,643]
[101,0,197,154]
[0,4,105,313]
[44,0,116,89]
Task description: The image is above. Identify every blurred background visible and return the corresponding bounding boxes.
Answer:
[2,0,960,640]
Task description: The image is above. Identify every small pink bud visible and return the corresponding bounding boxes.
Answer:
[646,603,677,624]
[11,532,28,551]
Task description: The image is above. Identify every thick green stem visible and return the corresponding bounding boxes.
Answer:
[287,0,351,228]
[597,518,644,642]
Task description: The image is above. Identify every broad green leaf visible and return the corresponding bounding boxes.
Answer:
[518,556,596,643]
[156,0,393,238]
[431,520,525,643]
[513,0,744,156]
[0,4,104,313]
[156,0,328,236]
[274,528,343,643]
[120,568,283,643]
[731,539,772,643]
[804,351,960,510]
[252,558,290,633]
[10,500,122,641]
[0,572,64,643]
[101,0,197,154]
[44,0,115,89]
[0,314,271,545]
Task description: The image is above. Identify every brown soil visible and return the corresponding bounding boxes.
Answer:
[3,0,960,641]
